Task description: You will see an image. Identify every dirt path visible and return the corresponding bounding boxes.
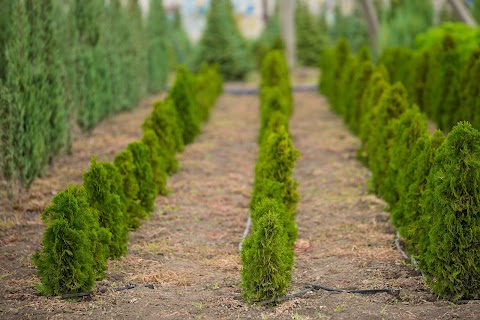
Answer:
[1,83,480,319]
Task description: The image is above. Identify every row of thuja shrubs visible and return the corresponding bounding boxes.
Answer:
[319,38,480,301]
[377,22,480,132]
[32,65,223,296]
[241,50,300,303]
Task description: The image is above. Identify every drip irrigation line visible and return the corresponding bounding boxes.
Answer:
[394,231,426,280]
[257,283,400,305]
[238,215,252,252]
[223,84,317,96]
[60,283,154,299]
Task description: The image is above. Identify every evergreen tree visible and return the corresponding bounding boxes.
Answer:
[394,130,444,252]
[127,142,157,214]
[418,122,480,300]
[142,129,168,195]
[260,50,292,115]
[258,87,289,144]
[167,7,192,68]
[347,61,374,134]
[0,85,16,185]
[367,83,409,195]
[83,157,129,258]
[457,49,480,128]
[383,106,429,206]
[142,98,183,174]
[33,185,110,296]
[295,0,327,66]
[0,0,14,81]
[114,149,145,229]
[191,0,251,80]
[169,66,201,144]
[146,0,168,93]
[241,200,294,302]
[251,15,281,69]
[408,50,430,110]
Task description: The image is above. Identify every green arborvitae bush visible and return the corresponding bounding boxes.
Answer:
[457,50,480,129]
[0,0,14,81]
[330,39,351,111]
[318,48,335,96]
[260,50,292,115]
[127,142,157,214]
[241,199,294,302]
[146,0,168,93]
[408,50,430,110]
[367,83,409,195]
[114,149,145,229]
[250,15,281,69]
[383,106,428,206]
[418,122,480,300]
[394,130,444,252]
[33,185,110,296]
[142,129,168,195]
[167,7,192,68]
[258,87,290,144]
[83,157,129,259]
[142,98,183,174]
[378,48,414,86]
[169,66,201,144]
[251,126,299,245]
[347,61,374,134]
[191,0,251,80]
[0,85,16,184]
[295,0,327,66]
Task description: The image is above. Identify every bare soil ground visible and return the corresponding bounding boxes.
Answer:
[1,72,479,319]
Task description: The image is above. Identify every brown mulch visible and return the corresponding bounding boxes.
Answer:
[1,73,479,319]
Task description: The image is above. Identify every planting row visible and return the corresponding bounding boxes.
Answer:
[32,65,223,296]
[241,50,300,303]
[0,0,190,189]
[378,22,480,132]
[319,39,480,301]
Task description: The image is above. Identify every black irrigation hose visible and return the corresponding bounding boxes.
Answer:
[257,283,400,306]
[60,283,154,299]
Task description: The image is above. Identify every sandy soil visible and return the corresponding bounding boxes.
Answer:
[1,74,479,319]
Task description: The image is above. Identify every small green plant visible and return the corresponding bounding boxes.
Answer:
[241,200,294,302]
[258,87,289,144]
[142,129,168,195]
[260,50,292,116]
[418,122,480,300]
[83,157,129,258]
[33,185,110,296]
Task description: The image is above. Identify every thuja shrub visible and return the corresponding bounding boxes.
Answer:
[382,106,429,206]
[394,130,444,252]
[418,122,480,300]
[142,98,183,174]
[142,128,168,195]
[456,50,480,129]
[114,149,145,229]
[241,199,294,302]
[127,142,157,214]
[258,87,290,144]
[367,83,409,195]
[251,126,299,244]
[330,38,351,111]
[347,61,374,134]
[169,66,201,144]
[260,50,292,115]
[33,185,110,296]
[408,50,430,110]
[318,48,335,96]
[83,157,129,258]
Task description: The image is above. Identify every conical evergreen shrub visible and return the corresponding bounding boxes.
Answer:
[169,66,201,144]
[146,0,168,92]
[127,142,157,214]
[383,106,428,206]
[367,83,409,195]
[191,0,251,80]
[457,50,480,129]
[330,38,351,110]
[113,149,145,229]
[241,199,294,302]
[418,122,480,300]
[260,50,292,116]
[83,157,129,258]
[142,129,168,195]
[394,130,444,252]
[258,87,290,144]
[347,61,374,134]
[408,50,430,110]
[142,98,183,174]
[33,185,110,296]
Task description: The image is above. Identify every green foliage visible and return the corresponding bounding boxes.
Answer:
[408,50,430,109]
[329,39,351,112]
[258,87,289,144]
[367,83,409,195]
[347,61,374,134]
[142,99,183,174]
[418,122,480,300]
[457,50,480,129]
[0,0,14,81]
[83,157,129,259]
[260,50,292,115]
[169,66,201,145]
[295,0,327,66]
[166,7,192,68]
[383,106,428,206]
[194,64,223,121]
[378,48,413,85]
[250,16,281,69]
[114,149,144,230]
[328,5,369,54]
[142,129,168,195]
[127,142,157,214]
[146,0,168,92]
[241,200,294,302]
[33,185,109,296]
[192,0,251,80]
[394,130,444,252]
